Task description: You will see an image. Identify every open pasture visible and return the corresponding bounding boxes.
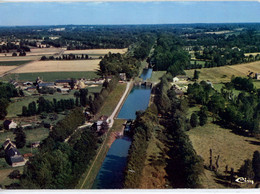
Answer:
[11,59,101,73]
[0,66,18,75]
[185,61,260,83]
[187,123,260,173]
[0,55,41,61]
[64,48,128,55]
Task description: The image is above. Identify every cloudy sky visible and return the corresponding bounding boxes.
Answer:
[0,1,259,26]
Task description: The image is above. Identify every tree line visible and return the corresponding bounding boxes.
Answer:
[123,108,157,188]
[22,97,75,117]
[41,54,92,61]
[154,75,204,188]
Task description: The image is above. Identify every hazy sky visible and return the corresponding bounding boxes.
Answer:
[0,1,259,26]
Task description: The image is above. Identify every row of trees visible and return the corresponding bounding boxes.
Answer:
[41,54,91,61]
[155,75,204,188]
[22,97,75,116]
[20,108,98,189]
[123,108,157,188]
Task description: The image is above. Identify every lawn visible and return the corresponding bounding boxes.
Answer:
[96,83,126,118]
[0,60,32,66]
[147,71,166,83]
[0,71,99,82]
[213,83,242,96]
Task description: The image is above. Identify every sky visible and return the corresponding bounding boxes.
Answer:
[0,1,259,26]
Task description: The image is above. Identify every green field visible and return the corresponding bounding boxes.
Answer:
[253,80,260,89]
[0,71,99,82]
[96,83,126,118]
[0,60,32,66]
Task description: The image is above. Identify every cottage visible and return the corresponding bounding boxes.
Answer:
[2,139,26,167]
[256,73,260,80]
[3,120,17,130]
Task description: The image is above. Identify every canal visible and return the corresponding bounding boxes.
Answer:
[91,68,153,189]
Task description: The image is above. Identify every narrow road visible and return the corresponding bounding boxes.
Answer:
[79,80,132,189]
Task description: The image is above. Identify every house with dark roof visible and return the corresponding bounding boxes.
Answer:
[2,139,26,167]
[3,120,17,130]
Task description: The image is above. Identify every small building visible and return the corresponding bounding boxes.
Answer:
[38,82,55,89]
[95,115,109,135]
[119,73,127,81]
[176,75,189,81]
[3,120,17,130]
[23,81,33,86]
[173,77,179,83]
[55,80,75,87]
[2,139,26,167]
[256,73,260,80]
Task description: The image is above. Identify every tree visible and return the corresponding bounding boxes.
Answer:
[22,106,28,116]
[190,113,199,128]
[14,128,26,148]
[252,151,260,181]
[193,70,200,80]
[0,98,9,119]
[79,89,88,107]
[8,170,21,179]
[238,159,255,179]
[12,52,17,56]
[69,78,75,90]
[199,106,208,126]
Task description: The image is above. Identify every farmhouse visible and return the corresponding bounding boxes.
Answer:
[3,120,17,130]
[2,139,26,167]
[256,73,260,80]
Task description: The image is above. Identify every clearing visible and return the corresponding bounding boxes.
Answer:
[185,61,260,83]
[11,60,101,73]
[187,123,260,173]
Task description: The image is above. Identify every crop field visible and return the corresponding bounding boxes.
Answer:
[185,61,260,83]
[0,71,99,82]
[11,60,101,73]
[187,123,260,173]
[27,47,64,56]
[64,48,128,55]
[0,60,32,66]
[0,66,18,75]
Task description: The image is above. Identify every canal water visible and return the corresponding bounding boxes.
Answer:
[140,68,153,81]
[92,68,153,189]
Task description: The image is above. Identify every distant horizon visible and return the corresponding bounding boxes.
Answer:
[1,21,260,28]
[0,1,259,26]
